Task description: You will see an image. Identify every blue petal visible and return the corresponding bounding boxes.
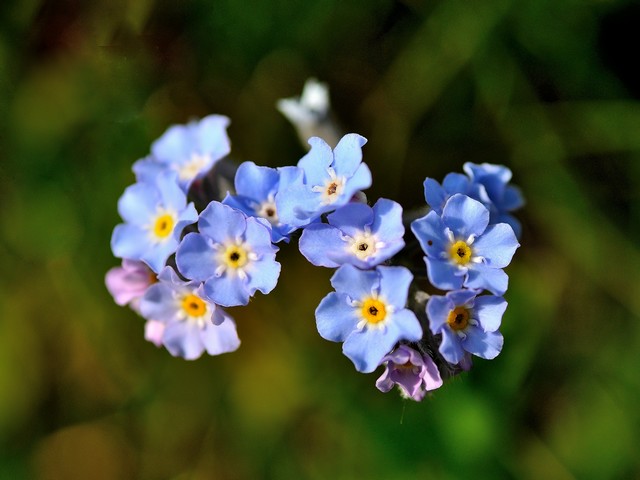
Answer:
[111,224,149,260]
[152,124,190,162]
[133,157,163,183]
[140,283,178,322]
[502,185,525,210]
[117,182,158,225]
[173,203,198,239]
[465,264,508,296]
[425,257,464,291]
[275,184,321,227]
[327,203,372,236]
[198,201,247,243]
[370,198,404,243]
[203,274,250,307]
[243,216,278,256]
[439,329,464,364]
[442,194,489,238]
[176,233,217,282]
[299,224,348,268]
[162,321,204,360]
[341,162,372,199]
[315,292,359,342]
[388,309,423,342]
[426,295,452,334]
[462,327,503,359]
[410,211,447,254]
[332,133,367,177]
[194,114,231,157]
[377,266,413,309]
[446,289,478,308]
[495,212,522,239]
[201,314,241,355]
[157,172,187,211]
[473,223,519,268]
[473,295,507,332]
[246,257,281,296]
[443,172,471,195]
[423,177,446,213]
[342,327,398,373]
[330,264,379,301]
[141,238,178,274]
[298,137,333,185]
[234,161,279,200]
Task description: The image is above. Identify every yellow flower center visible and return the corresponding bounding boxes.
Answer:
[181,294,207,317]
[153,214,175,238]
[223,245,248,269]
[361,298,387,325]
[449,240,472,265]
[447,306,470,331]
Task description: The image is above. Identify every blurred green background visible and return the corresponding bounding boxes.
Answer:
[1,0,640,478]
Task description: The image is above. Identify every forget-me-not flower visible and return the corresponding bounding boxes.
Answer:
[133,115,231,191]
[426,289,506,364]
[111,172,198,273]
[375,344,443,401]
[315,264,422,373]
[298,198,405,268]
[140,267,240,360]
[463,162,525,238]
[276,134,372,227]
[176,201,281,307]
[423,173,490,215]
[222,161,300,243]
[410,193,519,296]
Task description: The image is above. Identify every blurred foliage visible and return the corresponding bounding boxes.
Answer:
[1,0,639,478]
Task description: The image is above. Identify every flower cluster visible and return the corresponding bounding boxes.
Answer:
[106,80,523,401]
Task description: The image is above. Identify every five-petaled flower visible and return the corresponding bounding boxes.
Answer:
[426,289,506,364]
[222,161,300,243]
[176,201,281,307]
[140,267,240,360]
[110,172,198,273]
[133,114,231,192]
[299,198,405,269]
[410,193,519,296]
[276,133,372,227]
[315,264,423,373]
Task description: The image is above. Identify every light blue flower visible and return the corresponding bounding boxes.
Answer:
[176,201,281,307]
[111,172,198,273]
[298,198,405,268]
[140,267,240,360]
[133,115,231,191]
[410,193,519,296]
[276,134,372,227]
[315,264,422,373]
[423,173,490,215]
[222,161,300,243]
[463,162,525,238]
[426,289,506,364]
[375,344,443,401]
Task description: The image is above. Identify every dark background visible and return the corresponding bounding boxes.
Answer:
[1,0,639,478]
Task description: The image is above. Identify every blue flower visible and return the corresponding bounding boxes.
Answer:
[298,198,405,268]
[410,193,519,295]
[176,201,281,307]
[315,264,422,373]
[426,289,506,364]
[133,115,231,191]
[375,344,443,401]
[276,134,372,226]
[423,173,490,215]
[111,172,198,273]
[463,162,525,238]
[222,161,299,243]
[140,267,240,360]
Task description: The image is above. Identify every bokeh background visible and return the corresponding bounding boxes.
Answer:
[2,0,640,478]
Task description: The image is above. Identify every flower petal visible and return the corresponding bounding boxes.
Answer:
[472,223,519,268]
[465,264,509,296]
[332,133,367,177]
[442,194,490,238]
[462,327,503,359]
[315,292,359,342]
[176,233,217,282]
